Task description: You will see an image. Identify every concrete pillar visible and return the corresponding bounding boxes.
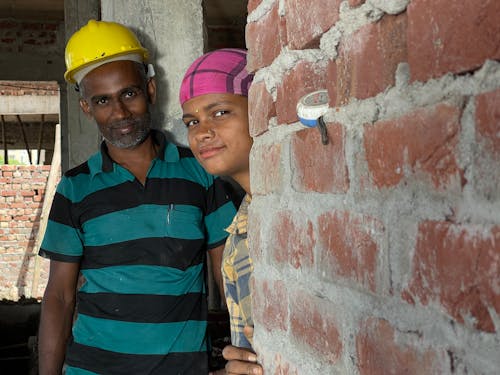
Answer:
[62,0,101,171]
[101,0,206,147]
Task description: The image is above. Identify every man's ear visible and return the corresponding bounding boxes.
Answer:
[79,98,92,118]
[147,78,157,105]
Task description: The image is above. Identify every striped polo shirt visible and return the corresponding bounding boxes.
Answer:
[39,130,236,374]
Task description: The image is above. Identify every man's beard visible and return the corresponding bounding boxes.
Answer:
[99,112,152,149]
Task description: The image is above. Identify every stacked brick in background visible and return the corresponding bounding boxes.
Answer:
[0,19,59,54]
[0,80,59,96]
[0,165,51,300]
[246,0,499,374]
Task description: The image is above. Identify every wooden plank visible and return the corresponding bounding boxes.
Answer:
[31,124,61,298]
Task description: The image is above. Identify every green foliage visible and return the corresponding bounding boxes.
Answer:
[0,155,26,165]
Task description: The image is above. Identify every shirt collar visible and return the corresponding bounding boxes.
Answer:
[226,194,251,235]
[88,129,178,178]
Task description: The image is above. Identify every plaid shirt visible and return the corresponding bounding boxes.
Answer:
[222,194,254,349]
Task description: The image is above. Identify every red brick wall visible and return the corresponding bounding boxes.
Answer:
[0,80,59,96]
[247,0,499,373]
[0,165,53,300]
[0,19,60,53]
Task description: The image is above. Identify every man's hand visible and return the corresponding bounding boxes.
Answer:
[209,326,263,375]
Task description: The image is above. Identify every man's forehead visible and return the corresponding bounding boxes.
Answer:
[80,60,145,96]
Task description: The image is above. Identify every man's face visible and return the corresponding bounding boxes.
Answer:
[79,60,156,149]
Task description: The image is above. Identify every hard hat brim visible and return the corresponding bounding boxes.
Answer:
[67,52,147,84]
[64,48,148,84]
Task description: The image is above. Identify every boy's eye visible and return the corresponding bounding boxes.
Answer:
[214,110,228,117]
[185,119,198,128]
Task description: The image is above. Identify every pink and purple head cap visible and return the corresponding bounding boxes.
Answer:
[179,48,254,106]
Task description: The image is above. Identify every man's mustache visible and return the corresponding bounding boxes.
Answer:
[109,119,137,129]
[104,112,151,133]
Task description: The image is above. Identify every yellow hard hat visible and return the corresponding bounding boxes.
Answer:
[64,19,149,84]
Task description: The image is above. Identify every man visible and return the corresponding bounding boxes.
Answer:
[38,20,236,374]
[179,49,263,375]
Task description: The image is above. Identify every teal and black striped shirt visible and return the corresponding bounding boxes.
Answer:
[39,130,236,375]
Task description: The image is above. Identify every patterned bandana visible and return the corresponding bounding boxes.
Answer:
[179,48,254,105]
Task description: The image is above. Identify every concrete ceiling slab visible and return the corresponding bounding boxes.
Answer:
[0,0,64,21]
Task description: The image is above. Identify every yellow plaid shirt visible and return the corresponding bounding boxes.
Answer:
[222,194,253,349]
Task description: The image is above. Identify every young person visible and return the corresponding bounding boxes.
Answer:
[38,20,236,374]
[179,48,263,375]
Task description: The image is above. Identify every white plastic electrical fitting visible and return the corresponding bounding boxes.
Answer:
[296,90,329,127]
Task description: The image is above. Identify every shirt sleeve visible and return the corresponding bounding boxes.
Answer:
[203,177,238,249]
[38,177,83,263]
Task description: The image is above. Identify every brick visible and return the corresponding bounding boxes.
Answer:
[0,165,16,172]
[408,0,500,82]
[0,165,48,297]
[317,211,383,292]
[475,88,500,154]
[276,60,327,124]
[348,0,366,7]
[251,143,282,194]
[285,0,341,50]
[0,21,17,29]
[247,211,263,262]
[290,290,342,364]
[9,202,25,209]
[364,103,463,189]
[269,354,299,375]
[405,221,500,333]
[279,10,288,47]
[44,23,59,31]
[0,190,16,197]
[473,89,500,200]
[357,318,445,375]
[273,210,315,269]
[22,22,42,30]
[13,215,30,221]
[252,278,288,331]
[23,39,40,45]
[246,4,283,71]
[247,0,262,13]
[248,81,276,137]
[330,13,407,106]
[291,123,349,193]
